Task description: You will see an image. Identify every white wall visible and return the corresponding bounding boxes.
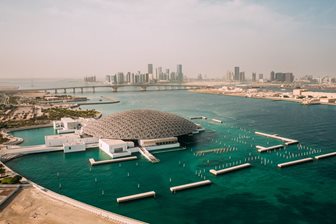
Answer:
[63,143,86,153]
[45,134,80,146]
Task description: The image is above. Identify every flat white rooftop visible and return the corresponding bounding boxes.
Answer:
[46,133,80,140]
[61,117,76,122]
[100,139,126,145]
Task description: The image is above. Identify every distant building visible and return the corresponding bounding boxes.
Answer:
[275,73,284,82]
[285,73,294,82]
[226,71,233,81]
[148,64,153,75]
[84,75,96,82]
[234,66,240,81]
[177,64,183,82]
[110,74,117,84]
[126,72,131,83]
[270,71,275,81]
[157,67,163,80]
[275,72,294,83]
[130,73,135,84]
[258,74,263,80]
[116,72,124,84]
[165,69,170,80]
[252,73,256,82]
[105,75,111,83]
[239,72,245,81]
[170,72,176,80]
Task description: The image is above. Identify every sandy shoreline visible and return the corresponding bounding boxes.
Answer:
[0,186,118,224]
[191,89,336,106]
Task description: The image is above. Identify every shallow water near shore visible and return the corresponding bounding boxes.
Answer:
[7,90,336,224]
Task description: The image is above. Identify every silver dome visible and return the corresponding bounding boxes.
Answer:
[83,109,198,140]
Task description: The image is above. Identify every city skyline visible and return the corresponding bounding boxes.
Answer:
[1,0,336,79]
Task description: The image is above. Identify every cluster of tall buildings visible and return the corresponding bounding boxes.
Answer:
[234,66,245,81]
[270,71,294,83]
[84,75,97,82]
[252,73,264,82]
[105,64,184,85]
[226,66,294,83]
[226,66,245,81]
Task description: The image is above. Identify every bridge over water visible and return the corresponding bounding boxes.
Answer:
[9,83,211,94]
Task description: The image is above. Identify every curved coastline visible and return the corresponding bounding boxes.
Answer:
[0,122,147,224]
[0,161,147,224]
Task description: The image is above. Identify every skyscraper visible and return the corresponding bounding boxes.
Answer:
[116,72,124,84]
[157,67,163,80]
[252,73,256,82]
[285,73,294,82]
[234,66,240,81]
[148,64,153,75]
[270,71,275,81]
[275,72,287,82]
[105,75,111,83]
[239,72,245,81]
[258,74,264,80]
[177,64,183,82]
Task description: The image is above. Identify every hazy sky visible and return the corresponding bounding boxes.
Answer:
[1,0,336,79]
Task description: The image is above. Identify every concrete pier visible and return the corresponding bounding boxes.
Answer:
[151,147,186,154]
[209,163,251,176]
[190,116,207,120]
[139,147,160,163]
[212,119,222,123]
[89,156,137,166]
[315,152,336,160]
[1,145,63,157]
[277,158,313,168]
[255,131,298,145]
[285,140,299,146]
[256,144,284,153]
[116,191,156,203]
[170,180,212,193]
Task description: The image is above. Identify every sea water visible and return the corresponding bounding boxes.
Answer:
[7,90,336,224]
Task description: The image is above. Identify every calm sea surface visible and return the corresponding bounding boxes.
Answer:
[7,89,336,224]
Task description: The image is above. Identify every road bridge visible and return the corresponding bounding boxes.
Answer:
[5,84,212,94]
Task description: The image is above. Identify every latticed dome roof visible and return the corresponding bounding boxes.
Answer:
[82,109,198,140]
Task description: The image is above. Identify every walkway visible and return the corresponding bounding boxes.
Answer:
[139,147,160,163]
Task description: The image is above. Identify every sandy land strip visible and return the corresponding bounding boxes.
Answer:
[0,186,118,224]
[191,89,302,103]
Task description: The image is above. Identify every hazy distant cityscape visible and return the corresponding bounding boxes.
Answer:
[1,1,336,224]
[82,64,336,85]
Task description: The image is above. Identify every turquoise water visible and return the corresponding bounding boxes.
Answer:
[11,127,55,146]
[7,91,336,224]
